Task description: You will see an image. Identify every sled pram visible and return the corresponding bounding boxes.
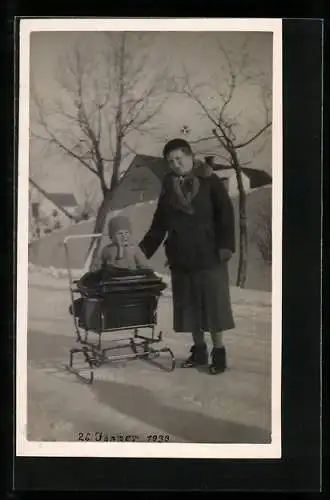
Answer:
[64,233,176,384]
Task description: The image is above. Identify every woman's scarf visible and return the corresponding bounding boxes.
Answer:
[164,160,213,215]
[170,174,199,215]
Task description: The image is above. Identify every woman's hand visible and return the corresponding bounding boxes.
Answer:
[218,248,233,262]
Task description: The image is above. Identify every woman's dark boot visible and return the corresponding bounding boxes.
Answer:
[208,347,227,375]
[181,343,208,368]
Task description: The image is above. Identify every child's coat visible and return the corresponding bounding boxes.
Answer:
[100,243,151,271]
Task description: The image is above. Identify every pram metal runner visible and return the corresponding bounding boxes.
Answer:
[63,233,176,384]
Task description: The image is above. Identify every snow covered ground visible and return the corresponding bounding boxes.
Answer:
[25,270,272,444]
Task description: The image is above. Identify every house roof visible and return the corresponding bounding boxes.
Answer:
[45,192,78,207]
[127,154,170,182]
[239,167,272,188]
[212,163,272,187]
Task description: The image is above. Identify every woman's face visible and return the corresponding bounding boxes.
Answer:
[166,148,194,176]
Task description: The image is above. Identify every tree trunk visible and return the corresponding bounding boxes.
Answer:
[237,186,248,288]
[111,136,122,191]
[231,151,248,288]
[84,187,116,270]
[85,133,123,269]
[96,160,108,197]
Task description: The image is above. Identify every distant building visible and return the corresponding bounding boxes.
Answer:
[29,191,78,239]
[205,155,272,195]
[106,154,169,211]
[239,167,272,189]
[213,168,250,196]
[40,192,78,221]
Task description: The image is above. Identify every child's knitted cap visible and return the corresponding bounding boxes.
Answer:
[107,215,131,239]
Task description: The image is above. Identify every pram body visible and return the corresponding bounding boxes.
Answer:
[64,234,176,384]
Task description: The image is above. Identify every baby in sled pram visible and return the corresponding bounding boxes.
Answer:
[66,215,175,382]
[70,214,154,320]
[100,214,152,272]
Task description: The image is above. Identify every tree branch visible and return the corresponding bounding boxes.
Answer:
[235,122,272,149]
[189,136,216,145]
[31,131,99,177]
[212,128,228,150]
[216,44,238,125]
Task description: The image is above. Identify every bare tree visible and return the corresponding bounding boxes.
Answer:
[31,32,169,261]
[170,37,272,288]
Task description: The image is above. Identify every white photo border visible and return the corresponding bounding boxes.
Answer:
[16,17,283,459]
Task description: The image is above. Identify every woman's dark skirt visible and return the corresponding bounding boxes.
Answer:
[171,263,235,333]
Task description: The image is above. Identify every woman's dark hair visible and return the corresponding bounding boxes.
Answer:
[162,138,193,159]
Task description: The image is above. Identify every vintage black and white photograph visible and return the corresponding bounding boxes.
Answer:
[17,18,282,459]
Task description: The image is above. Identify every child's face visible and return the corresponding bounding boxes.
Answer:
[114,229,130,247]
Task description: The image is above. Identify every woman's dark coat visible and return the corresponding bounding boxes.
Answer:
[139,162,236,333]
[139,164,236,273]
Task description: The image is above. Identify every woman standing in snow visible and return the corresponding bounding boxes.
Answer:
[139,138,236,375]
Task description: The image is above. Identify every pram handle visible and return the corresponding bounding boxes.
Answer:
[64,232,104,335]
[63,233,103,245]
[63,232,103,289]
